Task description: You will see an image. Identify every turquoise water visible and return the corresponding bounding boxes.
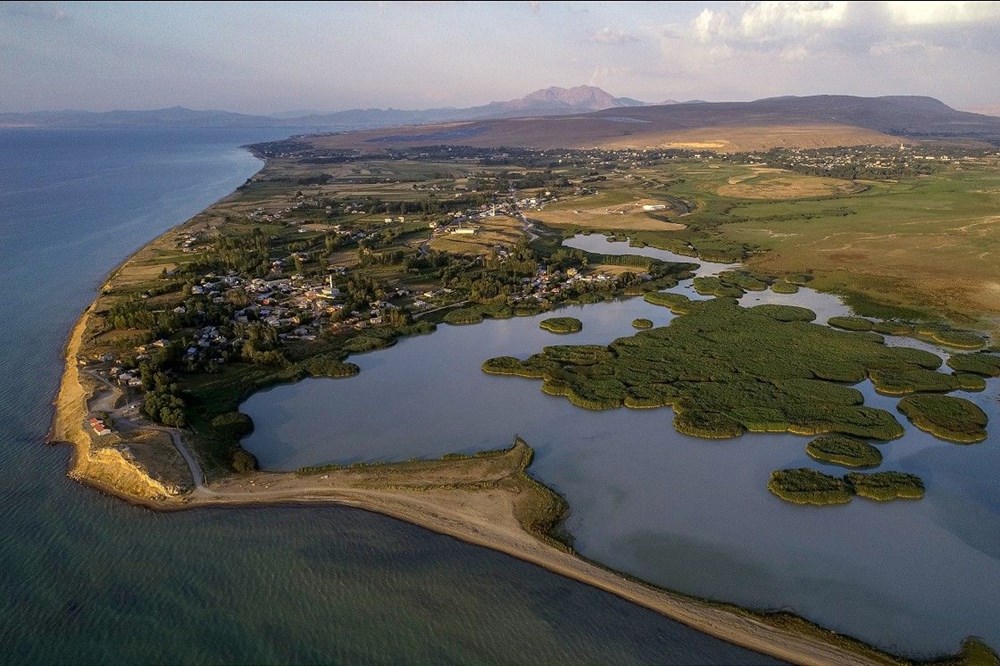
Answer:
[244,235,1000,658]
[0,129,774,664]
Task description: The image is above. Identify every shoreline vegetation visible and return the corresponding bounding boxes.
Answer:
[48,139,1000,664]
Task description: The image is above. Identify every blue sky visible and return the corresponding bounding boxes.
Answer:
[3,1,999,114]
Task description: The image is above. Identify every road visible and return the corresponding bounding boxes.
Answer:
[83,369,207,491]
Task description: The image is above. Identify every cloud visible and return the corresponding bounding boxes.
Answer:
[693,2,848,47]
[528,1,540,14]
[589,65,610,87]
[685,1,1000,58]
[884,1,1000,26]
[590,27,640,45]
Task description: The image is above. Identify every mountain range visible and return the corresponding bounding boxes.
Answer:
[3,86,998,149]
[0,85,652,130]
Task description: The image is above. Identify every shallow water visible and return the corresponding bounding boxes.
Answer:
[244,235,1000,657]
[0,129,774,664]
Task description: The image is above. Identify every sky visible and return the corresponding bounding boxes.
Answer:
[2,1,999,115]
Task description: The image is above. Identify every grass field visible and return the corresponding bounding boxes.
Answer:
[516,156,1000,331]
[719,164,1000,326]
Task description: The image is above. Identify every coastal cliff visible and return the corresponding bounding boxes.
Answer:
[50,306,189,503]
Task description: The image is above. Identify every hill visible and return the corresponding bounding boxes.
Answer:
[307,95,1000,152]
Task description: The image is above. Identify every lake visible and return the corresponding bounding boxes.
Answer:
[244,234,1000,658]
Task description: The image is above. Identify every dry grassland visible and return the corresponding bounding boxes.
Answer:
[718,172,866,199]
[309,121,903,153]
[532,197,687,232]
[429,215,526,255]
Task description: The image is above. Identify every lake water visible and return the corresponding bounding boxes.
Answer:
[0,128,774,664]
[244,234,1000,658]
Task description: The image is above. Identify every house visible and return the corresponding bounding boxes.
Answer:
[88,417,112,436]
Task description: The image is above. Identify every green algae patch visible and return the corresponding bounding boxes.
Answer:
[481,298,987,441]
[806,435,883,468]
[768,469,853,505]
[539,317,583,334]
[632,318,654,330]
[897,394,988,443]
[847,471,925,501]
[828,316,874,332]
[947,352,1000,377]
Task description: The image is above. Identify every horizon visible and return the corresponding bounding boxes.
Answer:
[3,1,1000,116]
[6,87,998,119]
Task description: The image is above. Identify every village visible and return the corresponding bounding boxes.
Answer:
[80,166,665,440]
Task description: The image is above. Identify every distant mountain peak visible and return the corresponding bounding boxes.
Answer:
[496,85,647,112]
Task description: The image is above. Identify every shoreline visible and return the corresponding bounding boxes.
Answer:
[44,144,993,665]
[49,306,907,665]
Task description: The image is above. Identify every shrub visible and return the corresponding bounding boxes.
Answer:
[232,448,259,474]
[443,307,484,325]
[211,411,254,438]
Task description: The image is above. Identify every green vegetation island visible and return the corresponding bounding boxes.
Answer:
[540,316,583,334]
[50,137,1000,664]
[768,468,925,505]
[806,434,883,468]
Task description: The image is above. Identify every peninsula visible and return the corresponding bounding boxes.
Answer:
[50,105,1000,663]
